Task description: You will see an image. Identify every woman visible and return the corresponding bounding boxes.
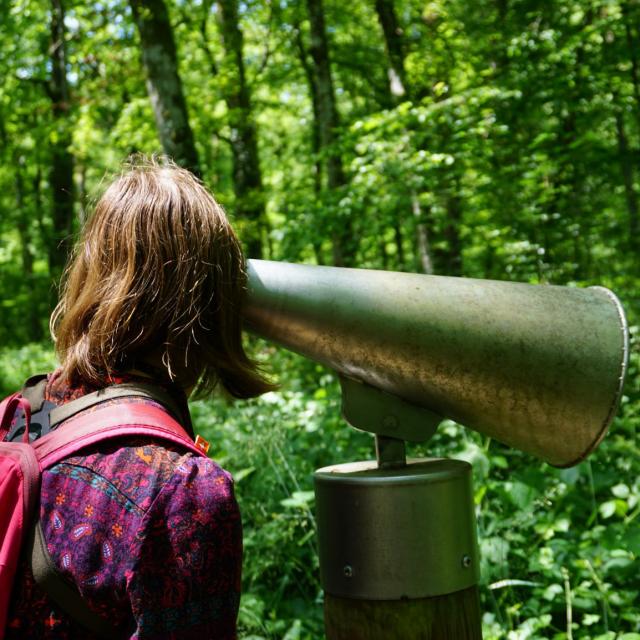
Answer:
[5,157,273,639]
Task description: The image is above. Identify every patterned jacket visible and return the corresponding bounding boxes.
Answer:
[5,371,242,639]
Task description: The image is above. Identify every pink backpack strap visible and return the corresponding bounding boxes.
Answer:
[0,393,31,442]
[34,403,207,468]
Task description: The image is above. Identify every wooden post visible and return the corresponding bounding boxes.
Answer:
[324,587,482,639]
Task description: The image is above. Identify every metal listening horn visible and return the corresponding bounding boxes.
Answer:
[243,260,629,467]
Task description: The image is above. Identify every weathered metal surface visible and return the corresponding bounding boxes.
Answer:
[245,261,629,467]
[314,458,479,599]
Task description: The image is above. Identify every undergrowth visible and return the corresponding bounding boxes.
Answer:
[1,335,638,640]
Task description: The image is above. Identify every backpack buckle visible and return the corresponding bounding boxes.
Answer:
[194,434,210,454]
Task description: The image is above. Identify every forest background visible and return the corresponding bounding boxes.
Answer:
[0,0,639,638]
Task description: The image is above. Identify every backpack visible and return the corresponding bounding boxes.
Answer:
[0,376,210,640]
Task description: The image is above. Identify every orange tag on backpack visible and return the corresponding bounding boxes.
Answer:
[194,435,210,454]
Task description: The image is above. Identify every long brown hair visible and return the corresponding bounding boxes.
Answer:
[51,156,274,398]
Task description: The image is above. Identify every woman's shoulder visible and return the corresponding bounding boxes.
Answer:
[50,439,231,512]
[41,369,235,516]
[133,446,240,561]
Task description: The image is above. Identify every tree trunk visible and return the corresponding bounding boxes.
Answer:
[33,162,46,245]
[15,161,43,341]
[615,110,640,251]
[622,1,640,133]
[200,0,219,76]
[48,0,75,280]
[561,9,592,277]
[375,0,436,275]
[443,188,463,276]
[306,0,355,266]
[130,0,200,174]
[78,164,88,225]
[295,26,326,264]
[216,0,265,259]
[412,193,434,274]
[306,0,343,191]
[374,0,407,100]
[0,108,6,150]
[379,234,389,269]
[393,222,405,271]
[295,27,322,197]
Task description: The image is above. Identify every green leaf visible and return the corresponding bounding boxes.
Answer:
[599,500,617,519]
[280,491,315,509]
[612,484,630,499]
[234,467,256,482]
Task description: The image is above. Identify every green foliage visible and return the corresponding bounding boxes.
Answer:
[0,343,58,397]
[1,0,639,636]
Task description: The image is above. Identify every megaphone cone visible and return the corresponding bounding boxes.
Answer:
[245,260,628,467]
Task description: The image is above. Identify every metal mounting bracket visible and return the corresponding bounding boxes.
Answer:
[339,375,443,444]
[375,435,406,468]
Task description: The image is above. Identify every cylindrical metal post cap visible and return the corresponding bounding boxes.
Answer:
[314,458,480,600]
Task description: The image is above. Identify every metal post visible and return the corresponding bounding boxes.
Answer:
[314,450,482,639]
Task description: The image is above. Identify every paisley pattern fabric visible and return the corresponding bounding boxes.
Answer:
[5,371,242,639]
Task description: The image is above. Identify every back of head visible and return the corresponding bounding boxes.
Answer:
[51,156,273,398]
